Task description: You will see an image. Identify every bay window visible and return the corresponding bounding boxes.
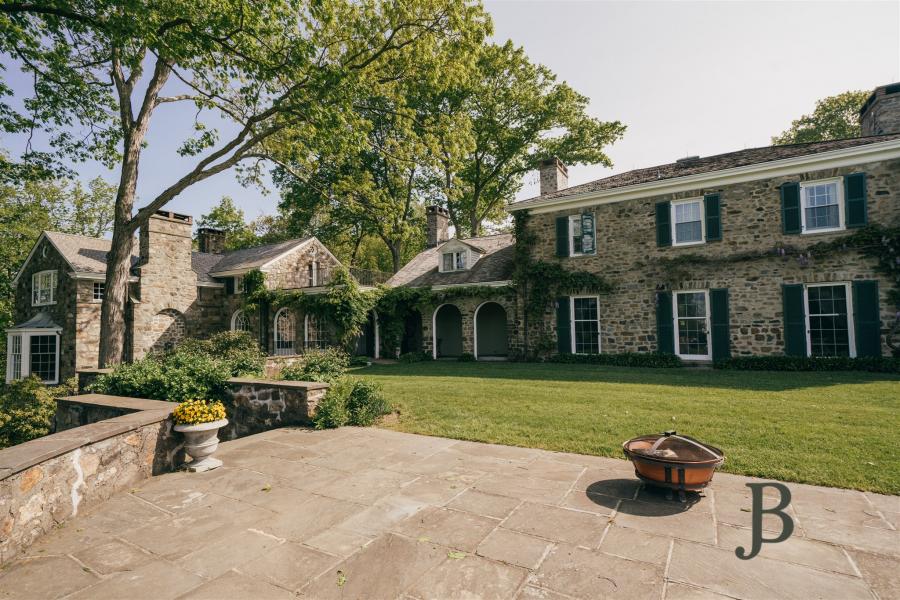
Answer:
[6,330,60,384]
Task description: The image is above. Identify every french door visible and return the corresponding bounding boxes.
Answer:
[673,290,711,360]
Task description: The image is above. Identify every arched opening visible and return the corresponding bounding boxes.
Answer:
[401,309,423,355]
[231,310,250,332]
[433,304,463,358]
[304,314,329,351]
[274,308,296,355]
[354,310,380,358]
[150,308,186,353]
[475,302,508,359]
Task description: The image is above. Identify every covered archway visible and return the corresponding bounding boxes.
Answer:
[433,304,463,358]
[474,302,508,359]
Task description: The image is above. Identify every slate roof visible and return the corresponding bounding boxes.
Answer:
[44,231,140,275]
[9,312,61,330]
[191,252,225,283]
[387,234,515,288]
[207,237,312,274]
[511,133,900,208]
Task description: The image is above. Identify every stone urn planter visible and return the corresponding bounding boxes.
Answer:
[174,419,228,472]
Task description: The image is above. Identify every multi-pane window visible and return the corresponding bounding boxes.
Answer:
[92,282,105,301]
[672,200,704,245]
[234,275,244,295]
[568,214,596,256]
[305,316,327,350]
[572,297,600,354]
[8,334,22,381]
[29,335,57,383]
[442,251,466,272]
[801,180,842,232]
[32,270,57,306]
[806,284,852,357]
[274,308,295,355]
[231,310,250,332]
[674,291,710,359]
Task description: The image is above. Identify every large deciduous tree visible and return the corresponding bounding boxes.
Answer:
[0,0,489,366]
[772,90,870,145]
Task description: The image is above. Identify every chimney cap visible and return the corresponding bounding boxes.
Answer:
[153,210,193,224]
[539,156,568,174]
[197,226,225,234]
[426,205,449,216]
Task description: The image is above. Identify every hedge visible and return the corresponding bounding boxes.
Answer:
[549,352,683,368]
[714,355,900,373]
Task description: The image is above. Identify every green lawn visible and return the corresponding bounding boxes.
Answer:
[356,361,900,494]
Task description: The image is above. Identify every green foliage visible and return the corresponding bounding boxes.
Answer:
[457,352,476,362]
[715,356,899,373]
[772,90,870,145]
[549,352,683,368]
[0,377,76,449]
[197,197,260,251]
[280,348,350,384]
[349,355,372,367]
[313,376,390,429]
[399,351,433,363]
[175,331,266,377]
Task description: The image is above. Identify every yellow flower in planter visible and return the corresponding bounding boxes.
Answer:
[173,399,227,425]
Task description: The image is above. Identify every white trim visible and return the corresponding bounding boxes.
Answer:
[91,281,104,303]
[196,282,225,289]
[430,280,512,291]
[31,270,58,306]
[507,138,900,215]
[71,272,140,283]
[439,250,468,273]
[231,309,249,332]
[670,197,706,247]
[803,282,856,358]
[431,303,463,359]
[799,177,845,234]
[273,307,295,356]
[568,214,597,256]
[6,330,60,384]
[473,301,509,360]
[233,275,244,295]
[672,290,712,361]
[304,314,325,350]
[570,295,601,354]
[372,310,380,359]
[12,232,76,286]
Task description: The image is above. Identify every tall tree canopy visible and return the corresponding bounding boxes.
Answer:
[772,90,870,145]
[196,197,258,251]
[0,0,490,365]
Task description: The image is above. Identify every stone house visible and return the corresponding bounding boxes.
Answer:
[5,211,382,384]
[394,82,900,362]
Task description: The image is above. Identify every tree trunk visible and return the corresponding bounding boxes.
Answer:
[389,242,402,273]
[470,212,481,237]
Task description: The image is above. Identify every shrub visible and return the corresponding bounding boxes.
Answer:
[398,351,432,363]
[349,355,371,367]
[0,377,76,448]
[173,399,227,425]
[313,376,391,429]
[714,355,900,373]
[90,350,231,402]
[549,352,683,368]
[281,348,350,383]
[175,331,265,377]
[457,352,476,362]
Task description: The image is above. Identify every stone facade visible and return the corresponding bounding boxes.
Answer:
[222,378,329,439]
[420,293,523,359]
[521,157,900,358]
[426,205,450,247]
[539,157,569,196]
[861,83,900,137]
[263,240,342,290]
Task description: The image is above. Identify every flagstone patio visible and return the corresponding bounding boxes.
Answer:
[1,427,897,599]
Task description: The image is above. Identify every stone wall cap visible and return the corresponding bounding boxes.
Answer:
[58,394,175,413]
[77,368,114,375]
[227,377,330,390]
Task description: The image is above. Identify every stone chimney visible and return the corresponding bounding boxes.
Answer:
[139,211,194,272]
[860,82,900,136]
[539,157,568,195]
[197,227,226,254]
[426,205,450,248]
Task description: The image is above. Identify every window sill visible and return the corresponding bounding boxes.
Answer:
[671,240,706,248]
[800,227,845,236]
[568,252,597,258]
[32,302,57,307]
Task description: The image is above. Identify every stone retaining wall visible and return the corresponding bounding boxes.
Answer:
[223,378,329,439]
[0,395,180,564]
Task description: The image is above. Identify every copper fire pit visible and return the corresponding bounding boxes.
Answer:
[623,431,724,501]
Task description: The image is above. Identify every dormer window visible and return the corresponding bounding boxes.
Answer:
[441,251,467,272]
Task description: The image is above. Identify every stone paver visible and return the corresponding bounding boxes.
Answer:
[0,427,896,599]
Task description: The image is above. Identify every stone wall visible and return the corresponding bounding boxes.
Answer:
[419,293,523,359]
[522,157,900,358]
[264,239,343,290]
[74,279,103,374]
[0,396,179,564]
[223,378,329,439]
[861,84,900,136]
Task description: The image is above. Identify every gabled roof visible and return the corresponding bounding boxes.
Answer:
[208,237,312,275]
[43,231,140,275]
[387,233,515,288]
[510,133,900,210]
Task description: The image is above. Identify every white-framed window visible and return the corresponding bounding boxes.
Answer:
[6,331,60,384]
[441,251,467,272]
[305,315,327,350]
[805,283,855,357]
[673,290,711,360]
[274,308,295,355]
[570,296,601,354]
[231,310,250,332]
[800,178,844,233]
[233,275,244,295]
[92,282,105,302]
[568,213,596,256]
[32,270,58,306]
[671,198,705,246]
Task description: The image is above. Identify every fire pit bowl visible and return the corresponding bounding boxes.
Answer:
[623,431,724,501]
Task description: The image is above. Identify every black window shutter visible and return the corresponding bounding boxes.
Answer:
[655,291,674,354]
[556,296,571,354]
[655,202,671,247]
[782,284,807,356]
[555,217,570,257]
[781,183,801,234]
[844,173,868,228]
[704,194,721,241]
[225,277,234,295]
[709,288,730,361]
[853,280,881,357]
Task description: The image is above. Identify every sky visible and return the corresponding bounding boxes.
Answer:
[2,1,899,224]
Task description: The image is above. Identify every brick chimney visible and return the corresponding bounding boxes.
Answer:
[197,227,226,254]
[860,82,900,136]
[539,157,568,195]
[426,205,450,248]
